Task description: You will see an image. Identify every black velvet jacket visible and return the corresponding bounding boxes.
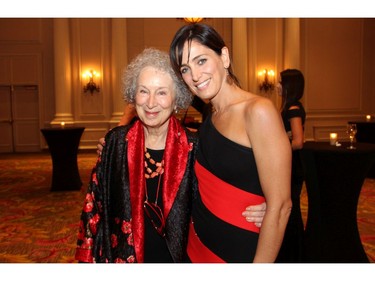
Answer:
[75,116,198,263]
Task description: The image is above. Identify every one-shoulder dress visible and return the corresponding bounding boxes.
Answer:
[186,117,265,262]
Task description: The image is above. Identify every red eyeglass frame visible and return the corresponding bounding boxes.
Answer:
[143,200,165,237]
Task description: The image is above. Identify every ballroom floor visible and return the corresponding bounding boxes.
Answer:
[0,151,374,263]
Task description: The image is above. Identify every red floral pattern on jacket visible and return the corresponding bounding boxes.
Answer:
[75,116,198,263]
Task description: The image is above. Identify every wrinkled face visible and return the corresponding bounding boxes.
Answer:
[135,66,176,130]
[179,40,229,100]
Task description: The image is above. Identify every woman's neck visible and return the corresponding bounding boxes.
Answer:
[143,123,169,150]
[211,85,248,114]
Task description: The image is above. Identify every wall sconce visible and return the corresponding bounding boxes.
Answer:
[183,18,203,24]
[258,69,275,93]
[83,70,100,94]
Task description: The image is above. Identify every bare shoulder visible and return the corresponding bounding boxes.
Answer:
[243,94,278,120]
[243,95,289,151]
[243,94,285,141]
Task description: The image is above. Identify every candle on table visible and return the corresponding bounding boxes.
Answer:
[329,133,338,146]
[61,122,65,128]
[366,115,371,121]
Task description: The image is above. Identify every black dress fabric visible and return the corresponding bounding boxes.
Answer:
[189,116,264,262]
[143,148,173,262]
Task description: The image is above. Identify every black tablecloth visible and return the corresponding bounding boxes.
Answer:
[41,127,85,191]
[300,141,375,262]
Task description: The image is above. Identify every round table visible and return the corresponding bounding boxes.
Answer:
[41,127,85,191]
[300,141,375,262]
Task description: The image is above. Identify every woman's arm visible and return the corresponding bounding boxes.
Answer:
[288,105,304,150]
[247,98,292,263]
[75,159,102,263]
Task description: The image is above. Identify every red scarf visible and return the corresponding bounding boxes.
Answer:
[126,115,190,262]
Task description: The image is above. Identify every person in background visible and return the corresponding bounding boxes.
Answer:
[169,23,292,263]
[119,102,137,126]
[96,103,137,156]
[276,68,306,263]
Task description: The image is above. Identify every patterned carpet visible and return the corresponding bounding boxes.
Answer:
[0,151,374,263]
[0,152,95,263]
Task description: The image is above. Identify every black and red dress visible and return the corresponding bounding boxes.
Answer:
[187,117,265,262]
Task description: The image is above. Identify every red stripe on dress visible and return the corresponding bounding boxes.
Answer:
[195,161,265,233]
[187,220,225,263]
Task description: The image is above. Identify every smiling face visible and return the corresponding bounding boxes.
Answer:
[135,66,176,131]
[179,40,229,101]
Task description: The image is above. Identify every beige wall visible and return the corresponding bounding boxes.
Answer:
[0,18,374,151]
[301,18,375,141]
[0,18,54,152]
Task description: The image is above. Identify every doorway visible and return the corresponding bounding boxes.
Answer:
[0,84,40,153]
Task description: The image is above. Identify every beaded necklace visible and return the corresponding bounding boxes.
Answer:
[144,148,164,179]
[144,148,166,236]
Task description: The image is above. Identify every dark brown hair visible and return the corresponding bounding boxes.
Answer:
[280,69,305,112]
[169,23,240,87]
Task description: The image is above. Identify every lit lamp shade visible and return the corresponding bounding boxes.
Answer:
[257,69,275,92]
[184,18,203,24]
[82,70,100,94]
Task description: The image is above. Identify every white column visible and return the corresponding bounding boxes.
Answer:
[232,18,249,91]
[284,18,301,69]
[52,18,73,125]
[110,19,129,125]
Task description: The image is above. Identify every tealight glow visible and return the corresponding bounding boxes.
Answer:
[329,133,338,146]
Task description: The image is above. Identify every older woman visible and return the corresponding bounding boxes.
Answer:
[75,48,197,263]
